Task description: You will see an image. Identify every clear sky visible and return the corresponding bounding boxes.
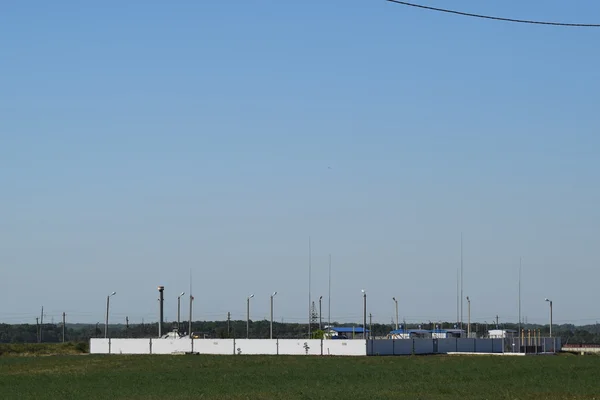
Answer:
[1,0,599,327]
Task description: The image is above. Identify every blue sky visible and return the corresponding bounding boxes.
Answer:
[1,0,599,327]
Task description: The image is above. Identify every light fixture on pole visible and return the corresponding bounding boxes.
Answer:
[105,292,116,338]
[246,294,254,339]
[177,292,185,332]
[466,296,471,338]
[545,298,553,337]
[392,297,399,331]
[361,289,367,340]
[270,292,277,339]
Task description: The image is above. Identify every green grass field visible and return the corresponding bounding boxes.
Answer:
[0,353,598,399]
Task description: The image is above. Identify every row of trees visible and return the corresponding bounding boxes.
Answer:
[1,320,599,344]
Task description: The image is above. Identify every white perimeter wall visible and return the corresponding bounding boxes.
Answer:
[89,338,366,356]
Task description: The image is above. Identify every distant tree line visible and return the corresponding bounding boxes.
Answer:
[1,320,599,344]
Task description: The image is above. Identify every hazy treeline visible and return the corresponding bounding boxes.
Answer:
[1,320,599,344]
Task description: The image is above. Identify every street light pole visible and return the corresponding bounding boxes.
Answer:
[177,292,185,332]
[393,297,399,330]
[105,292,116,338]
[545,298,553,337]
[361,290,367,340]
[466,296,471,338]
[270,292,277,339]
[319,296,323,330]
[247,294,254,339]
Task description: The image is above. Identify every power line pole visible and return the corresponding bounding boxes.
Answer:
[369,313,373,339]
[62,312,66,343]
[36,317,40,343]
[496,315,499,328]
[40,306,44,343]
[227,312,231,337]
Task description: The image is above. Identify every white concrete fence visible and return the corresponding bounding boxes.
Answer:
[90,338,366,356]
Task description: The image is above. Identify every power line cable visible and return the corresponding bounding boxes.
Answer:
[386,0,600,27]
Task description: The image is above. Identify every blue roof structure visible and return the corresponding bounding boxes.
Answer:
[329,327,369,333]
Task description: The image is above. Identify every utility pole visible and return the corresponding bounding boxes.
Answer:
[466,296,471,338]
[319,296,323,330]
[369,313,373,339]
[62,312,66,343]
[227,312,231,337]
[362,290,367,340]
[496,315,499,328]
[36,317,40,343]
[40,306,44,343]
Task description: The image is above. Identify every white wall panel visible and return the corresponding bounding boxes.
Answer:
[193,339,234,355]
[234,339,278,355]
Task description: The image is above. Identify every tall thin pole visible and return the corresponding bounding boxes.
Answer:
[547,300,553,338]
[308,236,312,338]
[362,290,367,340]
[105,296,110,338]
[270,292,277,339]
[467,297,471,337]
[319,296,323,330]
[40,306,44,343]
[247,296,252,339]
[36,317,40,343]
[456,269,459,326]
[62,312,66,343]
[518,257,522,334]
[189,269,193,337]
[177,296,181,332]
[227,312,231,337]
[328,254,331,330]
[460,232,463,331]
[393,297,399,330]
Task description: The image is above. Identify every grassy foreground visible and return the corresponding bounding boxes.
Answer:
[0,354,597,399]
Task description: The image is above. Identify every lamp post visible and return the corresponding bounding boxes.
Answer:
[392,297,399,330]
[466,296,471,338]
[246,294,254,339]
[105,292,116,338]
[177,292,185,332]
[270,292,277,339]
[319,296,323,330]
[361,289,367,340]
[545,298,553,337]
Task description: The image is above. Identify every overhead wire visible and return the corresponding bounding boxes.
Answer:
[385,0,600,27]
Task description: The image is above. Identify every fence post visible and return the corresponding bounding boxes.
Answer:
[108,338,112,354]
[149,338,153,355]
